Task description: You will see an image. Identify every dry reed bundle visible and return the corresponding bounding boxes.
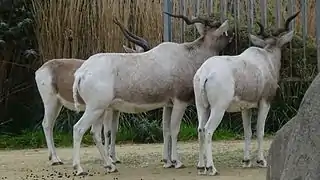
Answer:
[32,0,316,63]
[31,0,164,62]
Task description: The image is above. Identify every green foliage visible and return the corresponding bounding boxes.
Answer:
[118,115,163,143]
[0,130,92,149]
[0,0,40,134]
[0,123,242,149]
[0,0,36,56]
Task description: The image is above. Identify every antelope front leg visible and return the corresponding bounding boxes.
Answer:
[170,100,188,169]
[241,109,253,168]
[256,99,270,168]
[162,106,173,168]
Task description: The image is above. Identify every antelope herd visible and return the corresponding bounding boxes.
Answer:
[35,10,300,176]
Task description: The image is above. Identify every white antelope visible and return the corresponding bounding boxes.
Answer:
[35,18,151,166]
[71,13,234,175]
[193,12,299,176]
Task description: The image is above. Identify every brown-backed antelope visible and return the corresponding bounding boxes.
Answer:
[35,18,150,166]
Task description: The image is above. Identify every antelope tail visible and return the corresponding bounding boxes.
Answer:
[199,76,209,108]
[72,72,82,113]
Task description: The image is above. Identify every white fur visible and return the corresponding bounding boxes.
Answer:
[35,45,144,166]
[193,30,294,175]
[71,20,232,175]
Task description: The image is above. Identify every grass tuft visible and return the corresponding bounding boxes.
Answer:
[0,123,247,150]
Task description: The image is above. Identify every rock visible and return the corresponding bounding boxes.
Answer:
[267,73,320,180]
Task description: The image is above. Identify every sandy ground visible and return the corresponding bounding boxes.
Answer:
[0,140,272,180]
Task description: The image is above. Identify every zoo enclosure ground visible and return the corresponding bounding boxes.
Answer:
[0,140,272,180]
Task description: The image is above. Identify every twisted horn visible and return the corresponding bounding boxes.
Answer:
[116,18,149,45]
[272,11,300,36]
[256,22,269,38]
[163,11,221,28]
[113,17,151,51]
[284,11,300,31]
[163,12,207,25]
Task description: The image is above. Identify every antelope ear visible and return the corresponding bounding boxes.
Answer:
[213,20,229,37]
[249,34,267,47]
[192,16,205,36]
[123,45,136,53]
[134,44,144,52]
[278,30,294,47]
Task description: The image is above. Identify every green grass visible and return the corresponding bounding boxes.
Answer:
[0,123,249,150]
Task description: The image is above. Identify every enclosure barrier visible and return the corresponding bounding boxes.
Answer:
[163,0,320,74]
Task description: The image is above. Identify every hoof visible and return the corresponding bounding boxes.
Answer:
[106,168,118,174]
[110,168,118,173]
[73,164,86,176]
[111,160,121,165]
[52,161,64,166]
[206,166,219,176]
[76,171,88,176]
[162,159,174,168]
[197,166,206,175]
[172,160,185,169]
[208,171,219,176]
[242,159,252,168]
[105,164,118,173]
[163,163,174,168]
[256,159,267,168]
[110,155,121,164]
[174,164,185,169]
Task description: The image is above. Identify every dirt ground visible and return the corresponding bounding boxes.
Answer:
[0,140,272,180]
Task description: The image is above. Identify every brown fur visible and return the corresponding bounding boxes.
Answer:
[42,59,85,104]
